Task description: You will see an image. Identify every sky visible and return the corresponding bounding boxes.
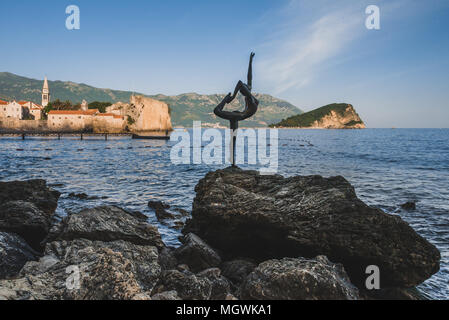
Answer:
[0,0,448,128]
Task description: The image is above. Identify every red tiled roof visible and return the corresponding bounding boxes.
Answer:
[0,100,7,105]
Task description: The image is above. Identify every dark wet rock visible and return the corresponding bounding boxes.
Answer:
[156,269,212,300]
[0,232,38,279]
[0,247,151,300]
[148,200,175,220]
[174,233,221,273]
[49,206,164,249]
[175,208,190,217]
[0,180,60,250]
[48,183,64,188]
[158,247,178,271]
[172,220,185,230]
[240,256,359,300]
[0,201,54,251]
[197,268,231,300]
[68,192,89,200]
[67,193,108,201]
[186,167,440,288]
[151,290,181,300]
[401,201,416,211]
[0,180,60,215]
[44,238,161,292]
[221,259,257,288]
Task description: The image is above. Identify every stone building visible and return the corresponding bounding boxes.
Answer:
[47,109,99,131]
[0,101,24,119]
[92,113,126,133]
[18,101,44,120]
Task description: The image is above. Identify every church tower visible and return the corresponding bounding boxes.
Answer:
[42,77,50,107]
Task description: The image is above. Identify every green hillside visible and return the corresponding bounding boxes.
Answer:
[0,72,301,127]
[271,103,365,128]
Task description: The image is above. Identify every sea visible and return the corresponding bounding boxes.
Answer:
[0,128,447,299]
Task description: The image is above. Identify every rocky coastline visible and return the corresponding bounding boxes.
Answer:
[0,168,440,300]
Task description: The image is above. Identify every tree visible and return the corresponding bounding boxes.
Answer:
[88,101,112,113]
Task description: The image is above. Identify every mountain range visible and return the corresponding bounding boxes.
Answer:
[0,72,302,127]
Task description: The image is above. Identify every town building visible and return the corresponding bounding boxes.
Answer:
[47,109,99,131]
[0,101,24,119]
[18,101,44,120]
[92,113,126,133]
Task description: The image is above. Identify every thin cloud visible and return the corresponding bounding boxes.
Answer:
[257,4,364,94]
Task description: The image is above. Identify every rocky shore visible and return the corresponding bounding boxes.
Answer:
[0,168,440,300]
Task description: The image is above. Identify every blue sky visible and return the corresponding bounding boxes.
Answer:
[0,0,448,127]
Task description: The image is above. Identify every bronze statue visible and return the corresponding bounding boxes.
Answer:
[214,52,259,166]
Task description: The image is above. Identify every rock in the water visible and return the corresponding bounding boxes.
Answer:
[240,256,359,300]
[174,233,221,273]
[186,168,440,288]
[0,232,38,279]
[156,270,212,300]
[148,200,175,220]
[50,206,163,249]
[0,180,60,215]
[0,180,60,250]
[401,201,416,211]
[221,259,257,288]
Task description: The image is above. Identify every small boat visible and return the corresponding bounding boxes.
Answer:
[131,133,170,140]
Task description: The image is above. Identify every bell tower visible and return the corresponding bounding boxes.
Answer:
[42,76,50,107]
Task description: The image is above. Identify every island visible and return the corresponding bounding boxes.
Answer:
[270,103,366,129]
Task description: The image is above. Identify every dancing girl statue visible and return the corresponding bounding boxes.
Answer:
[214,52,259,167]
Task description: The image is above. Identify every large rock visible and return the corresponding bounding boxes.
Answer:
[106,95,172,132]
[0,180,60,250]
[240,256,359,300]
[44,239,161,292]
[0,232,38,279]
[0,246,152,300]
[174,233,221,273]
[186,168,440,288]
[0,180,60,215]
[50,206,164,249]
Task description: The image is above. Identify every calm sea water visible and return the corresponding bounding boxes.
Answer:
[0,129,447,299]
